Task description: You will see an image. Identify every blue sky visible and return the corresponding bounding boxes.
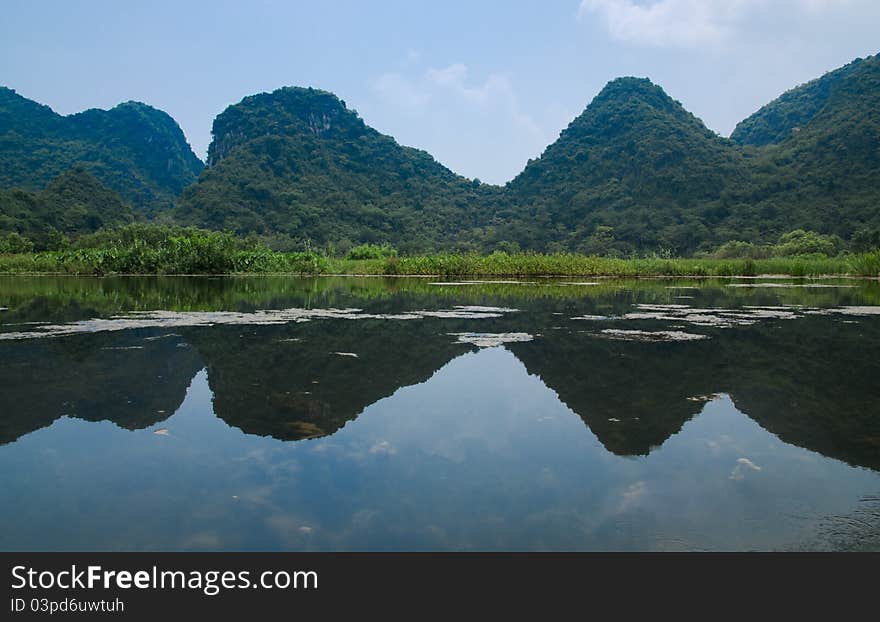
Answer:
[2,0,878,184]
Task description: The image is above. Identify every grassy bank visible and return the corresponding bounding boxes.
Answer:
[2,225,877,277]
[2,248,879,277]
[339,252,880,278]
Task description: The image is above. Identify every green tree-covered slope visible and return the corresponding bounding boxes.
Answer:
[3,53,879,255]
[1,167,135,248]
[500,77,750,253]
[740,53,880,239]
[498,54,880,254]
[0,87,203,216]
[731,54,878,147]
[176,87,493,252]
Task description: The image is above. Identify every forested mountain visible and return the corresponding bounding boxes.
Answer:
[738,53,880,239]
[175,53,880,255]
[499,77,749,253]
[0,87,203,216]
[0,167,135,248]
[175,87,492,252]
[731,54,878,147]
[497,54,880,254]
[2,52,879,255]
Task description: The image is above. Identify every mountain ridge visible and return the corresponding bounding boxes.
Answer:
[0,87,203,217]
[731,53,879,146]
[175,85,491,252]
[2,52,879,254]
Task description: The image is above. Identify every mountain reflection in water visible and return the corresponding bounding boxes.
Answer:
[0,275,878,551]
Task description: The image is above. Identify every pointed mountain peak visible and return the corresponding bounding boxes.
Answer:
[570,76,702,132]
[580,76,695,122]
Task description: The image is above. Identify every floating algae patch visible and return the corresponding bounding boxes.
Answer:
[596,329,709,342]
[831,306,880,316]
[802,306,880,317]
[448,305,518,313]
[429,281,537,286]
[417,306,518,319]
[0,306,519,340]
[597,303,804,328]
[449,332,534,348]
[727,283,857,289]
[636,304,692,310]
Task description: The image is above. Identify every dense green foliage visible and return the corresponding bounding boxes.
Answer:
[502,55,880,254]
[0,224,327,275]
[744,53,880,242]
[2,54,879,256]
[174,55,880,256]
[373,251,878,277]
[2,223,877,277]
[175,87,491,252]
[0,87,203,216]
[346,243,397,259]
[0,167,135,248]
[731,55,875,147]
[711,229,845,258]
[501,77,749,253]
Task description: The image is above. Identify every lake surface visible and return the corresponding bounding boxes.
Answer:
[1,275,878,551]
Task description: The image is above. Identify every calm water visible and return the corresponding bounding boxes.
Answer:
[1,275,878,551]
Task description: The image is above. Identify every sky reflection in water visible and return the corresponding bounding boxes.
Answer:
[0,276,878,551]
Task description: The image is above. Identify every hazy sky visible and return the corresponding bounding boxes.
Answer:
[2,0,878,183]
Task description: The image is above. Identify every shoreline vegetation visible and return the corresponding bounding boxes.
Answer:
[0,226,878,278]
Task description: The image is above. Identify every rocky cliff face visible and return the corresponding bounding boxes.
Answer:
[206,87,356,166]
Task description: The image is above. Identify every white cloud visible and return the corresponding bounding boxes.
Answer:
[430,64,545,142]
[371,63,547,183]
[578,0,852,48]
[371,72,428,109]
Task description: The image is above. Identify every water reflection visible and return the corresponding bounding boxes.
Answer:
[0,276,878,550]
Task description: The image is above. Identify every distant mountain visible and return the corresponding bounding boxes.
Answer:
[501,77,748,253]
[3,52,879,254]
[731,54,878,147]
[178,55,880,255]
[176,87,492,252]
[500,54,880,253]
[738,53,880,238]
[0,167,135,246]
[0,87,203,217]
